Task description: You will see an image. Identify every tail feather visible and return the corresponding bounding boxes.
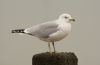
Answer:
[12,29,25,33]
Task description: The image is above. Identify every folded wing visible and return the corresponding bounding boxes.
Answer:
[25,21,59,38]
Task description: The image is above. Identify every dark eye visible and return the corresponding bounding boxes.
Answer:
[64,16,68,19]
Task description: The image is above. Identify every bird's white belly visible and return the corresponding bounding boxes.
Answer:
[49,31,69,41]
[40,22,71,42]
[40,31,68,42]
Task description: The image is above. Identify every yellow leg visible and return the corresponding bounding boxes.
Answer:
[52,42,56,53]
[48,42,51,53]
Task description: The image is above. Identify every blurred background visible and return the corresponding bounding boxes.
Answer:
[1,0,100,65]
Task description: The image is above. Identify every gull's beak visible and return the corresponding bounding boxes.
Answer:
[69,18,75,22]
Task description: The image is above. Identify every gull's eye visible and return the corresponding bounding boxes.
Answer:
[64,16,68,19]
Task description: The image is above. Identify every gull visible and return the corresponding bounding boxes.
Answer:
[12,13,75,53]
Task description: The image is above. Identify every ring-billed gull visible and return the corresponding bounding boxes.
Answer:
[12,13,75,53]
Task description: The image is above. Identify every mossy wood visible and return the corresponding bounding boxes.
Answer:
[32,52,78,65]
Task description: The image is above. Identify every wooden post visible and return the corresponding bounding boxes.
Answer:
[32,52,78,65]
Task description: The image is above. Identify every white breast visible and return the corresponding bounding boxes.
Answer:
[48,21,71,42]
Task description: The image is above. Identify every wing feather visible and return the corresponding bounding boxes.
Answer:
[25,21,59,38]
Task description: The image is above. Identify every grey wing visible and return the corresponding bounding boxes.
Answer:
[25,21,59,38]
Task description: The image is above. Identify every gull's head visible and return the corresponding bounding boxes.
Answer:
[58,13,75,22]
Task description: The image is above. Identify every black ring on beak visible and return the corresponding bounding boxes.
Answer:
[70,19,75,22]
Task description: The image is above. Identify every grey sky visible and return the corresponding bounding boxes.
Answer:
[1,0,100,65]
